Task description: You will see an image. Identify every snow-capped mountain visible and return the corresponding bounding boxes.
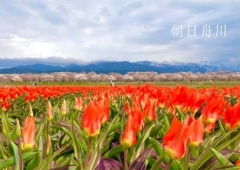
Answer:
[0,57,239,74]
[198,60,240,72]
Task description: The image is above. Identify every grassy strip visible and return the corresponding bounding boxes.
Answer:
[1,81,240,88]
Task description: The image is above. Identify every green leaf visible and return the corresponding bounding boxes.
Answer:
[55,155,71,168]
[88,145,101,170]
[0,152,36,169]
[150,122,162,136]
[131,124,155,162]
[190,129,240,170]
[163,114,170,133]
[51,125,87,151]
[71,117,81,160]
[99,114,120,148]
[34,142,70,170]
[229,150,240,162]
[199,131,220,153]
[147,157,157,169]
[211,165,240,170]
[150,155,165,170]
[218,119,226,136]
[169,160,183,170]
[149,137,163,156]
[103,145,124,158]
[101,135,115,154]
[35,115,46,142]
[53,120,85,142]
[0,141,9,159]
[1,112,11,140]
[136,124,155,151]
[87,115,121,170]
[26,151,42,170]
[129,148,157,170]
[10,141,21,170]
[176,107,186,121]
[52,125,71,138]
[100,122,121,154]
[107,122,121,136]
[210,148,231,166]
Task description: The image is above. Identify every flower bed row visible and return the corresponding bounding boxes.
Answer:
[1,84,240,169]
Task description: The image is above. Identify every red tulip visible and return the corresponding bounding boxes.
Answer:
[143,99,157,123]
[121,114,138,148]
[205,122,216,134]
[187,91,204,114]
[123,102,131,115]
[170,86,189,112]
[201,98,224,125]
[163,116,188,160]
[75,97,84,111]
[139,93,149,110]
[96,98,110,124]
[81,99,110,137]
[82,101,101,137]
[121,100,143,148]
[1,100,11,111]
[223,102,240,130]
[186,116,205,148]
[130,102,143,132]
[236,160,240,166]
[21,117,36,151]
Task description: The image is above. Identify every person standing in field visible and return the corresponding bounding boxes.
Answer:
[110,80,114,86]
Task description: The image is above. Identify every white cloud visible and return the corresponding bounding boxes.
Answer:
[0,0,239,63]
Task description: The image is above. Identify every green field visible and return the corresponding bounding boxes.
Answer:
[1,81,240,88]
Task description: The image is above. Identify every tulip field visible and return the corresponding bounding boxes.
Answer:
[1,84,240,170]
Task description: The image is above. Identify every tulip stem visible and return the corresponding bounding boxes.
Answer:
[46,121,50,170]
[165,159,173,170]
[18,138,24,170]
[185,148,191,170]
[83,137,93,170]
[124,149,128,170]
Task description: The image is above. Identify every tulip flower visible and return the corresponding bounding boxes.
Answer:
[139,93,149,110]
[201,98,224,125]
[236,160,240,166]
[81,100,102,137]
[121,101,143,148]
[187,92,204,114]
[82,98,110,137]
[121,114,138,148]
[61,99,67,116]
[123,102,131,115]
[96,98,110,124]
[21,117,36,151]
[223,102,240,130]
[28,102,34,117]
[205,122,216,134]
[75,97,84,111]
[130,102,143,132]
[186,116,205,148]
[46,101,53,121]
[15,119,21,138]
[169,86,189,113]
[1,100,11,111]
[163,116,188,160]
[143,99,157,123]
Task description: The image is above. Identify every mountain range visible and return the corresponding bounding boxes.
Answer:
[0,60,238,74]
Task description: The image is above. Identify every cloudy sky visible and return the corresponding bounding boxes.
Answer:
[0,0,239,63]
